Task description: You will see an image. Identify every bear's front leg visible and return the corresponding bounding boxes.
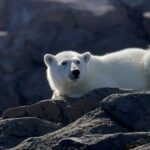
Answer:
[52,90,66,99]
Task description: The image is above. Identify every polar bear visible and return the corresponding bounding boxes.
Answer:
[44,48,150,98]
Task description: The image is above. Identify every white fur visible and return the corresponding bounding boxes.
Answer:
[44,48,150,98]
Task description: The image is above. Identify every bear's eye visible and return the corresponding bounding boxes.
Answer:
[76,60,80,64]
[61,61,67,66]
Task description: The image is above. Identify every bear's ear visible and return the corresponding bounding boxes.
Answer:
[44,54,55,66]
[82,52,91,63]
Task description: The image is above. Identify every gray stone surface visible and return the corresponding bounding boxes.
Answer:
[53,133,150,150]
[2,88,135,124]
[130,143,150,150]
[9,107,128,150]
[120,0,150,12]
[0,117,62,149]
[0,88,150,149]
[101,92,150,131]
[9,121,150,150]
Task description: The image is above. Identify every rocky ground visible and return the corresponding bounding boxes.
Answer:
[0,87,150,150]
[0,1,150,149]
[0,0,150,114]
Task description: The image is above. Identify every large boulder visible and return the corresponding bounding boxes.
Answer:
[0,0,54,31]
[53,133,150,150]
[120,0,150,12]
[0,117,62,149]
[8,107,127,150]
[131,143,150,150]
[0,88,150,149]
[8,108,150,150]
[101,92,150,131]
[2,88,135,124]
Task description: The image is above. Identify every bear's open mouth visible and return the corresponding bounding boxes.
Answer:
[69,74,79,81]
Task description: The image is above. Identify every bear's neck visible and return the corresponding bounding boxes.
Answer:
[60,79,90,97]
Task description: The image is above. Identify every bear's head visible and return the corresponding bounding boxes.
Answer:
[44,51,91,86]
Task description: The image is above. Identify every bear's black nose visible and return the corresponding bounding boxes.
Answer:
[72,70,80,77]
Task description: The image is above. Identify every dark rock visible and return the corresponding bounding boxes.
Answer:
[143,12,150,38]
[54,133,150,150]
[0,75,20,115]
[0,117,62,149]
[101,92,150,131]
[2,88,135,124]
[0,0,54,31]
[2,100,63,123]
[14,68,51,105]
[120,0,150,12]
[9,111,150,150]
[10,107,128,150]
[1,88,150,149]
[130,143,150,150]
